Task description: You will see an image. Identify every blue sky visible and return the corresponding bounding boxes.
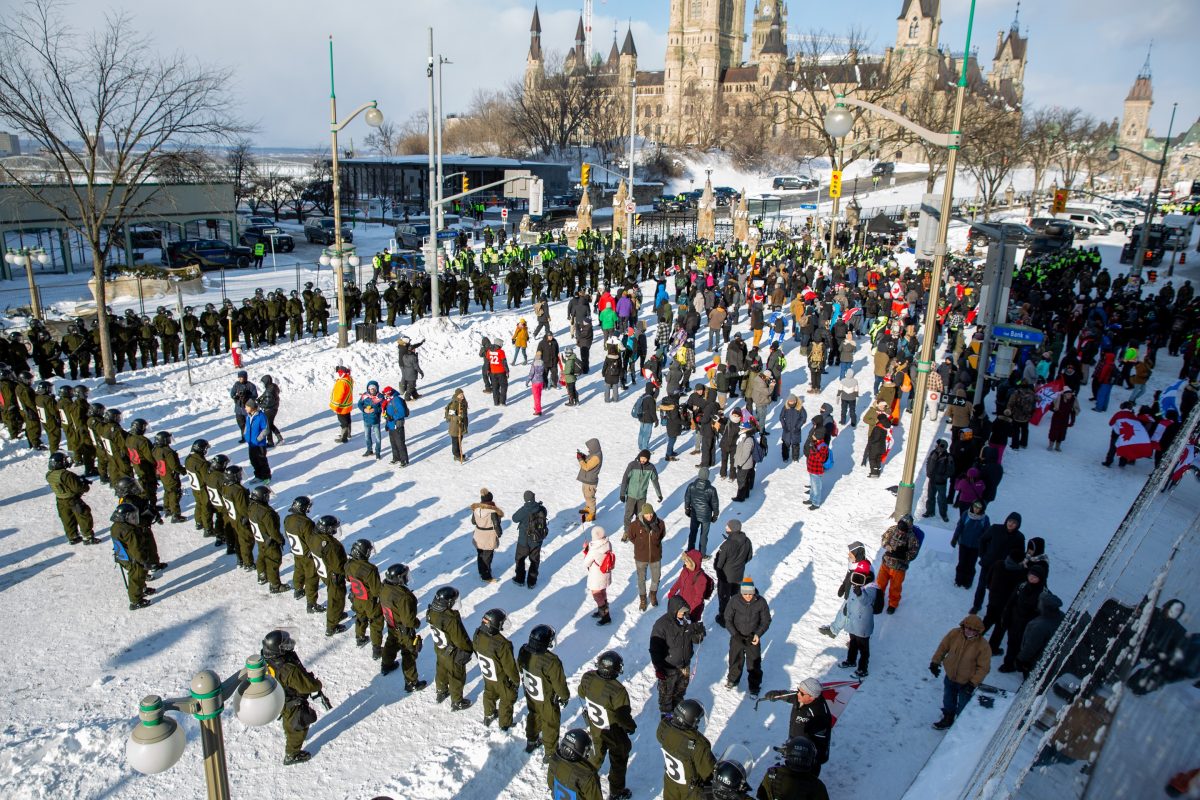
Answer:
[58,0,1200,147]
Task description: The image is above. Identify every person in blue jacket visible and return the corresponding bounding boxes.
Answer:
[244,399,271,484]
[382,385,410,467]
[358,380,384,459]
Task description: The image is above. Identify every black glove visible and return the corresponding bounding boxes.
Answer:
[762,689,791,701]
[929,663,941,678]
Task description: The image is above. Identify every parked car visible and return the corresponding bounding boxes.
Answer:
[1161,213,1196,249]
[772,175,815,191]
[1120,224,1166,266]
[871,161,896,176]
[654,195,686,212]
[1062,208,1112,235]
[1026,221,1075,258]
[247,215,275,227]
[304,217,353,246]
[165,239,252,270]
[239,225,295,253]
[713,186,740,206]
[112,225,163,250]
[396,223,431,250]
[391,251,426,277]
[968,222,1035,248]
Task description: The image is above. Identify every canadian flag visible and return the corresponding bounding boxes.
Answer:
[820,680,862,725]
[1111,411,1157,461]
[1030,377,1065,426]
[1170,444,1200,484]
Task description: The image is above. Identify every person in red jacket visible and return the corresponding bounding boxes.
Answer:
[486,342,509,406]
[666,549,714,623]
[804,428,829,510]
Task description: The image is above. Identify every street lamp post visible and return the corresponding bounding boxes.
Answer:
[625,79,636,256]
[426,28,441,318]
[823,0,975,518]
[1108,101,1178,281]
[326,36,384,348]
[4,247,49,320]
[126,657,285,800]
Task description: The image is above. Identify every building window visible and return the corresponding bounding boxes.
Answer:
[909,18,919,40]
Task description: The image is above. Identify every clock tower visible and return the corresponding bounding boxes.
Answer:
[751,1,787,61]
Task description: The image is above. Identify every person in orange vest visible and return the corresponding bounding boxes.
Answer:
[330,365,354,443]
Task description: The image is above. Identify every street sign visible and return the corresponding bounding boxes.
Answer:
[500,208,509,220]
[625,201,637,214]
[992,324,1044,345]
[799,203,817,210]
[828,170,842,199]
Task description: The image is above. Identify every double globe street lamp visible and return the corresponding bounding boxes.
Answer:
[822,0,976,518]
[126,656,285,800]
[4,246,49,320]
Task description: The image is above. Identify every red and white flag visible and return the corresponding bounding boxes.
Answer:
[1171,444,1200,483]
[1112,412,1157,461]
[1030,377,1065,426]
[820,680,862,726]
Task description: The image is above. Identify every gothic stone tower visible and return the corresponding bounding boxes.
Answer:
[664,0,746,145]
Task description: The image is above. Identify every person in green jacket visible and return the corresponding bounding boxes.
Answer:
[247,485,289,594]
[110,503,152,609]
[46,451,96,544]
[346,539,385,659]
[151,431,185,523]
[184,440,212,536]
[379,563,426,690]
[15,374,43,450]
[473,608,520,731]
[656,699,715,800]
[261,630,323,765]
[220,465,254,571]
[577,651,637,800]
[123,418,157,508]
[33,380,60,451]
[546,729,603,800]
[205,454,234,553]
[284,496,321,612]
[311,514,349,637]
[619,449,663,536]
[426,585,474,711]
[562,349,580,406]
[519,624,570,758]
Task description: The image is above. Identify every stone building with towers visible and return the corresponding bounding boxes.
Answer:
[523,0,1028,160]
[1115,52,1200,189]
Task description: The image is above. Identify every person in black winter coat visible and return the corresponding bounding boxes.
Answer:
[259,375,284,445]
[683,468,720,555]
[719,408,743,479]
[713,519,753,625]
[994,560,1050,670]
[724,577,771,695]
[982,540,1036,647]
[972,512,1025,615]
[511,490,548,588]
[978,446,1004,505]
[649,595,706,715]
[659,391,687,461]
[1015,591,1064,677]
[922,439,955,521]
[760,677,833,776]
[836,541,869,598]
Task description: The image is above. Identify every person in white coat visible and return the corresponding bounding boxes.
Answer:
[818,560,879,678]
[583,525,614,626]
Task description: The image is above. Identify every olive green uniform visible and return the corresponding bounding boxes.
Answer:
[546,754,603,800]
[152,442,184,518]
[427,606,473,704]
[184,452,211,535]
[472,627,519,729]
[345,556,384,648]
[15,381,40,448]
[247,496,286,590]
[656,718,715,800]
[312,531,347,635]
[117,491,162,565]
[220,480,254,570]
[578,670,637,797]
[47,466,94,543]
[379,582,422,684]
[60,399,83,460]
[87,415,109,483]
[266,654,323,759]
[204,466,233,551]
[34,393,61,452]
[0,377,23,440]
[755,764,830,800]
[284,512,319,605]
[100,421,130,483]
[124,431,157,507]
[111,520,149,604]
[518,645,570,754]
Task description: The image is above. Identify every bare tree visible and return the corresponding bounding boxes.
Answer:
[1021,106,1063,215]
[224,139,258,210]
[251,167,291,221]
[507,52,608,156]
[962,106,1024,219]
[1055,112,1115,190]
[0,0,246,382]
[363,119,399,156]
[442,90,524,156]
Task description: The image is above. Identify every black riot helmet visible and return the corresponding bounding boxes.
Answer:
[261,629,295,660]
[48,451,70,470]
[250,485,271,504]
[430,585,459,612]
[349,539,373,560]
[774,736,818,772]
[224,464,243,484]
[556,729,593,763]
[711,761,751,800]
[57,385,74,400]
[289,495,313,515]
[314,514,340,536]
[129,418,148,435]
[74,385,89,399]
[113,476,142,498]
[670,699,705,732]
[34,380,52,395]
[209,453,230,472]
[383,563,410,586]
[103,408,122,424]
[596,650,624,680]
[89,402,105,418]
[479,608,508,636]
[110,502,140,525]
[528,624,556,652]
[190,438,210,455]
[153,431,173,447]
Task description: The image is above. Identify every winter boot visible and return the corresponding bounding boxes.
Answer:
[597,605,612,626]
[839,659,855,669]
[639,594,647,612]
[649,590,658,607]
[932,712,955,730]
[381,660,400,676]
[405,680,428,693]
[451,698,473,712]
[283,750,312,765]
[819,625,836,638]
[356,636,369,647]
[1055,442,1062,451]
[325,623,348,637]
[371,645,383,660]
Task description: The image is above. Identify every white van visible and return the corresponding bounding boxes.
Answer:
[1063,208,1112,235]
[1162,214,1196,249]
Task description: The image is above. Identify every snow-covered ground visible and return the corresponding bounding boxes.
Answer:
[0,223,1190,799]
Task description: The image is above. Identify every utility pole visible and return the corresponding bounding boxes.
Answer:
[426,28,439,318]
[625,79,636,256]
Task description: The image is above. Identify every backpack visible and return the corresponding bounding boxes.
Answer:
[598,550,616,574]
[750,435,767,464]
[527,508,549,546]
[823,448,834,470]
[631,396,645,420]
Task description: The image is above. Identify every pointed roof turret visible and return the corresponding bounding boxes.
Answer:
[621,25,637,57]
[760,5,787,56]
[528,4,543,61]
[575,14,586,46]
[530,3,542,34]
[607,38,620,67]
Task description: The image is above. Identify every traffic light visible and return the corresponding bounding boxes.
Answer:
[634,214,641,226]
[462,175,469,194]
[1051,188,1069,214]
[581,164,591,187]
[829,170,843,199]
